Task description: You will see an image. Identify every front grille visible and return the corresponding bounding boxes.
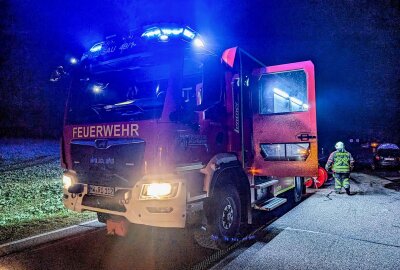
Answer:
[82,195,126,212]
[71,138,145,188]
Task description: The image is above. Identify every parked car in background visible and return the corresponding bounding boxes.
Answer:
[371,143,400,170]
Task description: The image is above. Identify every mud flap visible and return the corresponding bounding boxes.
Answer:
[106,219,129,236]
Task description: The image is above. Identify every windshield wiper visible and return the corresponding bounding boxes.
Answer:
[91,103,145,121]
[91,102,144,112]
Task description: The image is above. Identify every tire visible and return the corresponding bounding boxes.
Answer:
[294,177,304,203]
[209,184,241,248]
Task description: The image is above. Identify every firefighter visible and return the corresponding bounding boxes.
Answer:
[325,141,354,195]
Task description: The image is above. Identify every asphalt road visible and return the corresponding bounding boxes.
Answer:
[1,171,399,270]
[0,223,218,270]
[213,172,400,270]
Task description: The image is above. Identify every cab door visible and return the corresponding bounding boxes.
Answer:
[252,61,317,177]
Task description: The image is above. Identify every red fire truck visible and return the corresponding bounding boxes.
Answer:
[61,24,318,246]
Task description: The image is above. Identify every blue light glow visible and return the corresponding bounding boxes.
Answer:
[193,37,205,47]
[69,57,78,64]
[273,88,289,98]
[90,42,103,53]
[142,28,161,38]
[159,34,169,41]
[183,28,195,39]
[161,28,183,35]
[93,85,101,93]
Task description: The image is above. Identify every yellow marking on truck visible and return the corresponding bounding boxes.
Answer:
[72,124,139,138]
[275,184,295,196]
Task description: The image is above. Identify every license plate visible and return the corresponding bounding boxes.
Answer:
[385,158,395,161]
[89,185,115,196]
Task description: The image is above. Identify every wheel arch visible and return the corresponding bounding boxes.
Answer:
[202,153,250,223]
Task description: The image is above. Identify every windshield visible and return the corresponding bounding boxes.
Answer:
[67,65,170,124]
[377,149,400,157]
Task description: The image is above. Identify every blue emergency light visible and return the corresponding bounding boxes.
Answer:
[90,42,103,52]
[182,28,195,39]
[161,28,183,35]
[193,37,204,47]
[141,26,205,47]
[69,57,78,65]
[92,85,101,93]
[159,34,169,41]
[141,27,162,38]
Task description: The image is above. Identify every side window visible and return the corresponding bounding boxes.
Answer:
[182,57,203,109]
[168,59,203,125]
[259,70,308,114]
[260,143,310,161]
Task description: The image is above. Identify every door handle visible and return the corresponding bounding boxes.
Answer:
[297,133,316,141]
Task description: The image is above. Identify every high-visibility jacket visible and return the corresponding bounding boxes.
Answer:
[325,150,354,173]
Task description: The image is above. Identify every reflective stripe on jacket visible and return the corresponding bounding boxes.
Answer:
[325,150,354,173]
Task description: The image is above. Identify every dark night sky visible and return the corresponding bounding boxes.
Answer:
[0,0,399,147]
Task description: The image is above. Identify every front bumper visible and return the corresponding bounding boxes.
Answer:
[63,174,187,228]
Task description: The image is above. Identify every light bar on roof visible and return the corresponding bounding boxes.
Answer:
[182,28,195,39]
[141,27,161,38]
[159,34,169,41]
[139,26,205,46]
[161,28,183,35]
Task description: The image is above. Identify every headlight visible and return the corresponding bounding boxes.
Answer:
[140,183,179,200]
[62,174,73,189]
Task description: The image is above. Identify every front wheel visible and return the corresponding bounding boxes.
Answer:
[294,177,304,203]
[209,185,241,248]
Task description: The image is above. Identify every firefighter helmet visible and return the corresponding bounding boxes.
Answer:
[335,141,344,150]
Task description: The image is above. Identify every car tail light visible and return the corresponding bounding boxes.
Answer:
[375,156,380,160]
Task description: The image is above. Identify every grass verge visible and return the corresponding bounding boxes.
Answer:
[0,160,95,245]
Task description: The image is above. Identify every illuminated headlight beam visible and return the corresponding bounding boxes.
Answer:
[140,183,179,200]
[63,175,73,189]
[147,183,172,196]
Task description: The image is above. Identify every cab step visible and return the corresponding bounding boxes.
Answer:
[254,179,278,189]
[253,197,287,211]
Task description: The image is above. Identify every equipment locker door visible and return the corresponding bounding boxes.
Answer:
[252,61,317,177]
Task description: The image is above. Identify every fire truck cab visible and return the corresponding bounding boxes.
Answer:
[61,25,318,247]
